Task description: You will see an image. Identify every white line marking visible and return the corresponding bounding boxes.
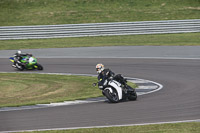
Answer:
[2,119,200,133]
[131,80,149,83]
[137,86,158,89]
[127,77,163,95]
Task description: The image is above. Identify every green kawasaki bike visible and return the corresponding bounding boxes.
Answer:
[9,56,43,71]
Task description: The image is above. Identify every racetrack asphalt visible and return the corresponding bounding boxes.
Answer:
[0,46,200,132]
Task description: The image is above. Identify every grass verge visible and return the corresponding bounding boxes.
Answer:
[0,0,200,26]
[0,33,200,50]
[0,73,137,108]
[0,73,99,107]
[19,122,200,133]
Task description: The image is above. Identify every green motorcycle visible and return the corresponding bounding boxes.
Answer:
[9,56,43,71]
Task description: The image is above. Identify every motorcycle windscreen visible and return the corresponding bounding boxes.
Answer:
[29,57,37,65]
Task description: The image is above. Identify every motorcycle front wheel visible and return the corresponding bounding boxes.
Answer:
[104,89,119,103]
[36,63,43,70]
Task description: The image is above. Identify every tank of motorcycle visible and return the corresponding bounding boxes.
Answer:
[20,56,29,63]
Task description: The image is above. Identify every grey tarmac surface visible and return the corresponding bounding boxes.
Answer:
[0,46,200,132]
[1,46,200,59]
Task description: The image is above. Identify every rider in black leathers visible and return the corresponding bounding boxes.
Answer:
[12,50,32,67]
[96,63,127,89]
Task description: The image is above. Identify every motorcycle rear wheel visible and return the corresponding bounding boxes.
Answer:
[128,89,137,101]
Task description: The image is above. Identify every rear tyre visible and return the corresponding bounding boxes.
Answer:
[128,89,137,101]
[104,88,119,103]
[126,85,137,101]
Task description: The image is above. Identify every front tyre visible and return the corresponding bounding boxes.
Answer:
[104,88,119,103]
[36,63,43,70]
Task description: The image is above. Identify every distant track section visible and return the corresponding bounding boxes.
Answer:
[0,19,200,40]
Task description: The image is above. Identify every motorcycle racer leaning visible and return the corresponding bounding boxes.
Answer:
[96,63,127,90]
[12,50,32,68]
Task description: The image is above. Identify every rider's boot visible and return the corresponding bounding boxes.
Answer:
[12,64,16,68]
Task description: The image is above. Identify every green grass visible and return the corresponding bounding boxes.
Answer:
[0,73,137,108]
[0,73,99,107]
[0,32,200,50]
[0,0,200,26]
[19,122,200,133]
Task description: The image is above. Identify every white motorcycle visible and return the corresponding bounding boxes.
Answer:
[94,78,137,103]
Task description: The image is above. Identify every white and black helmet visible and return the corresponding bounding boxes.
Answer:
[17,50,22,54]
[96,63,104,74]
